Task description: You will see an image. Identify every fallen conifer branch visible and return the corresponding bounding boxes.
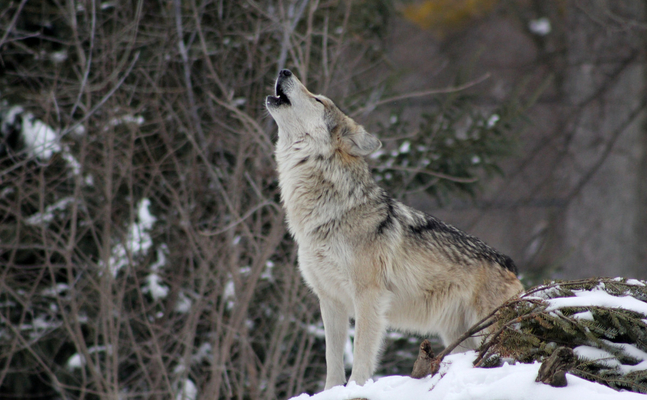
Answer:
[414,277,647,393]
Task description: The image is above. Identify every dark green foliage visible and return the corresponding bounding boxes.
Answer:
[371,76,547,204]
[477,278,647,393]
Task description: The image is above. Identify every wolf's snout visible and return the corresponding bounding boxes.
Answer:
[276,69,293,89]
[266,69,293,108]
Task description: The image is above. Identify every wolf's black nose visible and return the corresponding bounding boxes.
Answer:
[279,69,292,78]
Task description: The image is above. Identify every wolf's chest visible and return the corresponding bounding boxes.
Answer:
[296,241,356,302]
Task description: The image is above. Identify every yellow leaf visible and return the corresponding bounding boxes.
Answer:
[402,0,499,36]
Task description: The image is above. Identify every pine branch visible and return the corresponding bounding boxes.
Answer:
[468,277,647,393]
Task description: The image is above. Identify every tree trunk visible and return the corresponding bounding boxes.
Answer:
[560,0,647,279]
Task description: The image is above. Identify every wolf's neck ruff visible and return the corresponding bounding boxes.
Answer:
[266,69,524,390]
[277,148,381,241]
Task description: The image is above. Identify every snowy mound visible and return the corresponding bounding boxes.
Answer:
[476,278,647,393]
[292,277,647,399]
[291,351,645,400]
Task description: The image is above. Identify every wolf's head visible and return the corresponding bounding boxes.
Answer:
[266,69,381,157]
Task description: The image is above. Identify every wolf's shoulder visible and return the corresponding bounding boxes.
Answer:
[378,201,518,274]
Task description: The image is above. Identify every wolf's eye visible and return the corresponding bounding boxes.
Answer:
[314,97,323,104]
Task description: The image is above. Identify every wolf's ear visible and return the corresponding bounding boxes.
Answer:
[342,126,382,157]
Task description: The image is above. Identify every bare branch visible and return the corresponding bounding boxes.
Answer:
[351,73,491,117]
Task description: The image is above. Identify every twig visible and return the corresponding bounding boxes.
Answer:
[199,200,280,236]
[69,0,96,119]
[0,0,28,48]
[473,302,547,367]
[174,0,207,150]
[428,296,542,373]
[350,73,491,117]
[277,0,309,72]
[207,91,274,154]
[431,308,499,363]
[62,51,141,137]
[378,165,479,183]
[190,0,229,97]
[566,94,647,201]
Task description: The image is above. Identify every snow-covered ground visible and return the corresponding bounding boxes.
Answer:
[290,351,645,400]
[291,279,647,400]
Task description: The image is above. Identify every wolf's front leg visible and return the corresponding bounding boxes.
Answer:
[348,289,388,386]
[320,297,349,389]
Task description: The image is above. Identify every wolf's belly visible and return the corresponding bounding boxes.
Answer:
[384,280,474,335]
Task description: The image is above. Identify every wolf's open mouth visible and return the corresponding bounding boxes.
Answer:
[266,70,293,108]
[266,85,290,107]
[276,83,286,99]
[271,81,291,106]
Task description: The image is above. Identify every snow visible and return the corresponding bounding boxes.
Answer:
[60,149,82,175]
[529,18,551,36]
[1,106,83,175]
[232,97,247,107]
[149,244,168,271]
[289,282,647,400]
[344,335,354,369]
[50,50,68,63]
[290,351,645,400]
[101,1,116,10]
[572,344,647,374]
[175,291,193,313]
[261,260,275,280]
[545,289,647,315]
[172,344,208,400]
[603,340,647,363]
[66,353,85,370]
[21,112,60,160]
[66,345,112,370]
[574,346,619,368]
[486,113,500,128]
[307,323,325,338]
[41,283,70,297]
[192,342,213,363]
[137,198,157,229]
[572,310,594,320]
[398,141,410,154]
[1,106,24,133]
[109,114,145,127]
[143,273,169,301]
[176,379,198,400]
[143,246,170,301]
[224,279,236,310]
[600,340,647,374]
[25,197,75,226]
[369,149,384,159]
[106,198,157,277]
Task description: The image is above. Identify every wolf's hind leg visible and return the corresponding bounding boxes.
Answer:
[440,311,481,353]
[320,297,349,389]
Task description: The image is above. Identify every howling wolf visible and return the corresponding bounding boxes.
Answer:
[266,69,523,389]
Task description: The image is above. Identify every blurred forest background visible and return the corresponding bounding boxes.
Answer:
[0,0,645,399]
